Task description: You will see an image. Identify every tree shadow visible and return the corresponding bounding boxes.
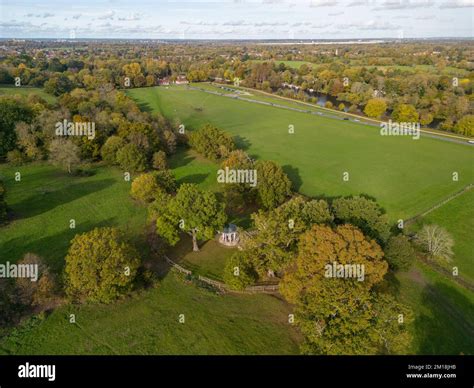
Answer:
[233,135,251,151]
[176,173,209,186]
[282,165,303,192]
[12,179,115,220]
[414,282,474,354]
[0,218,117,273]
[168,148,196,169]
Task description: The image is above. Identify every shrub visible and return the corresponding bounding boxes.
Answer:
[384,235,415,271]
[223,252,258,290]
[152,150,167,170]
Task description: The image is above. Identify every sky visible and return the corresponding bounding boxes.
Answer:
[0,0,473,40]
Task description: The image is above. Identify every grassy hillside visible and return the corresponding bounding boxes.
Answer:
[127,85,474,220]
[0,163,147,270]
[0,272,300,355]
[396,262,474,355]
[0,162,300,355]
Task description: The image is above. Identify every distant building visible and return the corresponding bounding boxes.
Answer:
[175,75,189,85]
[158,78,170,86]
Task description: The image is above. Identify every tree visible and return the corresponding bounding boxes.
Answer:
[15,253,57,307]
[130,173,163,203]
[223,251,258,290]
[64,227,141,303]
[454,115,474,137]
[364,98,387,119]
[116,143,147,172]
[44,74,74,96]
[391,104,419,122]
[0,179,7,224]
[416,224,454,262]
[242,196,333,276]
[188,124,235,161]
[331,196,391,243]
[255,160,292,210]
[155,183,226,251]
[101,136,125,164]
[0,97,34,158]
[219,149,256,207]
[384,234,415,271]
[152,150,167,170]
[279,224,410,355]
[153,169,177,193]
[48,139,81,174]
[131,170,176,203]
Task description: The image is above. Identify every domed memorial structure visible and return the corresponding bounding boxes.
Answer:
[219,224,239,247]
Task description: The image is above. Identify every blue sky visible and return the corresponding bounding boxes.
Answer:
[1,0,473,39]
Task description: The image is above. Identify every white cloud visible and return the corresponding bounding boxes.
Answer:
[97,11,115,20]
[439,0,474,8]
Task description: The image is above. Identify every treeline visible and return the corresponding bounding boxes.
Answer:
[0,88,182,171]
[1,41,472,134]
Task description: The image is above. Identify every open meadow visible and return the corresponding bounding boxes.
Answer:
[127,85,474,221]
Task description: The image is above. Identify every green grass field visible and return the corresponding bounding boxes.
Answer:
[409,189,474,283]
[396,262,474,355]
[0,162,300,355]
[168,148,219,192]
[0,85,57,104]
[127,85,474,221]
[189,82,367,121]
[0,163,147,269]
[0,272,300,355]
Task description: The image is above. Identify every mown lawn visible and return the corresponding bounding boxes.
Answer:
[127,85,474,221]
[0,272,301,355]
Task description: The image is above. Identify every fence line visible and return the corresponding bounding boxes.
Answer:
[405,184,473,226]
[163,255,279,294]
[164,256,192,276]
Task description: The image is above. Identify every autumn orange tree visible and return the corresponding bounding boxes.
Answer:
[281,224,412,355]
